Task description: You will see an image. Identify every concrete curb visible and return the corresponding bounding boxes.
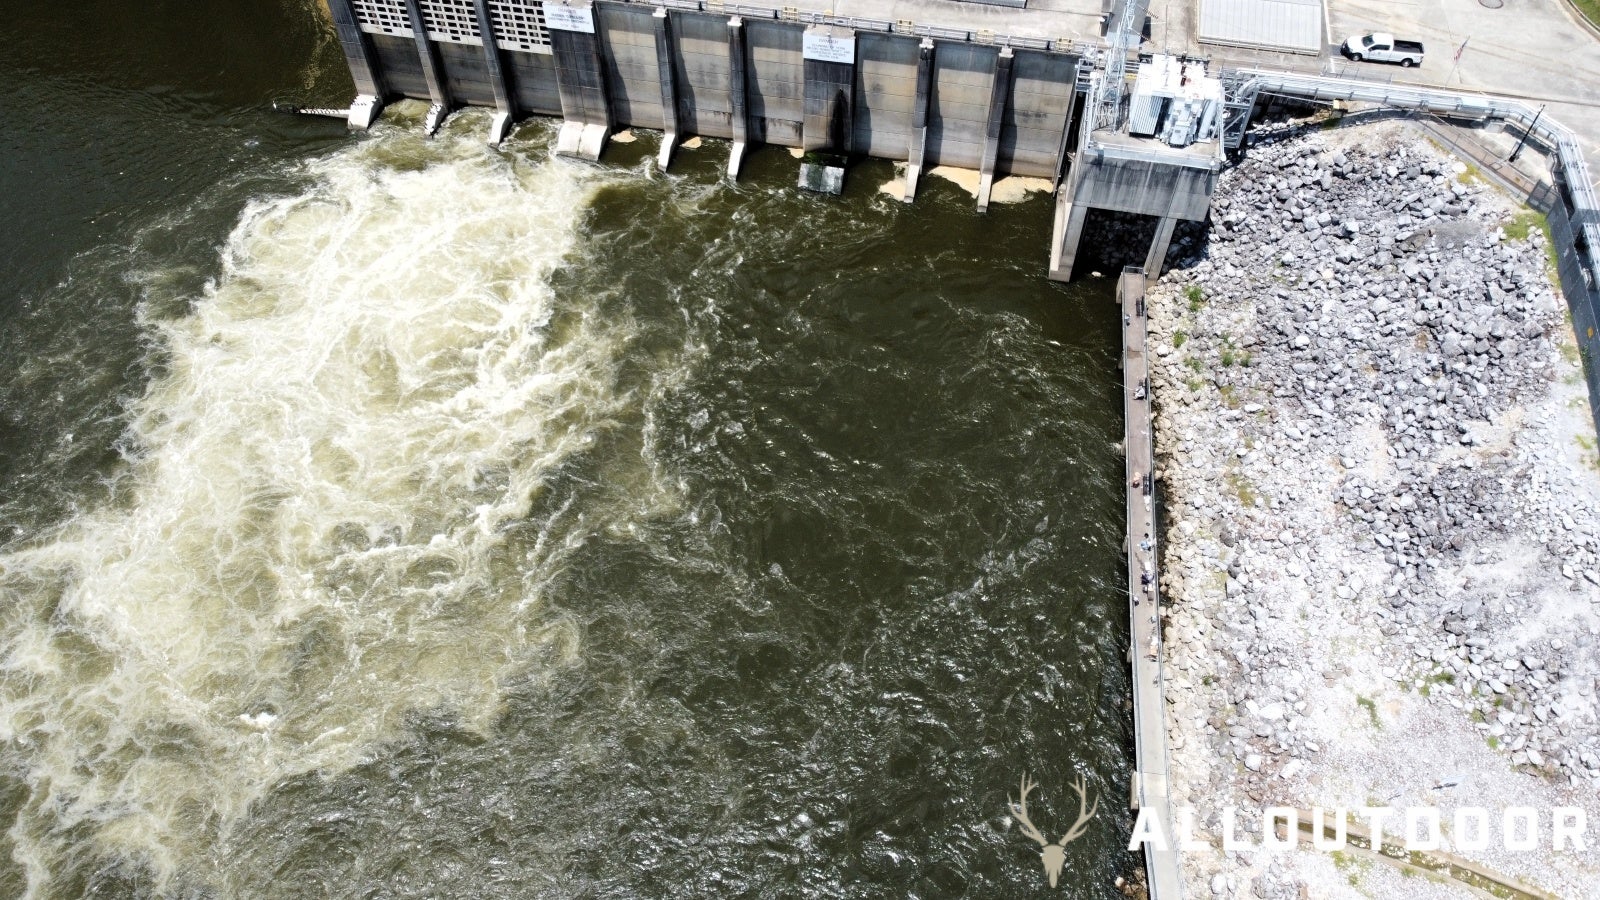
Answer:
[1279,809,1564,900]
[1558,0,1600,44]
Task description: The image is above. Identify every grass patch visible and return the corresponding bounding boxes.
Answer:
[1503,208,1559,274]
[1455,160,1483,185]
[1577,434,1600,472]
[1185,284,1205,312]
[1226,471,1259,507]
[1185,356,1205,372]
[1218,384,1240,408]
[1172,330,1188,348]
[1561,338,1582,365]
[1356,695,1381,728]
[1572,0,1600,32]
[1487,735,1500,751]
[1330,850,1364,887]
[1503,209,1544,241]
[1186,377,1205,392]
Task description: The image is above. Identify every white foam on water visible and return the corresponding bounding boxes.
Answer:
[0,113,661,894]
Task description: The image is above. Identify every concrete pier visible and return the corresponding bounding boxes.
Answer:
[1120,269,1183,900]
[402,0,452,134]
[470,0,515,145]
[976,47,1013,213]
[653,9,680,169]
[1144,215,1177,276]
[327,0,384,129]
[903,38,935,203]
[1048,184,1087,281]
[549,1,612,159]
[1049,132,1221,283]
[728,17,750,178]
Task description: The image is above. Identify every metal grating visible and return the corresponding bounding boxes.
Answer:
[421,0,483,45]
[488,0,551,52]
[352,0,413,37]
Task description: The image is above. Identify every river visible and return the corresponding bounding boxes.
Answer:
[0,1,1136,896]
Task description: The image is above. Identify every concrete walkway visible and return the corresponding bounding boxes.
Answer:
[1120,269,1183,899]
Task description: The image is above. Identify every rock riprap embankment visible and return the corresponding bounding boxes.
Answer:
[1147,120,1600,899]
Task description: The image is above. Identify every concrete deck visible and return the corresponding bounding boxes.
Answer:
[706,0,1107,44]
[1120,269,1183,899]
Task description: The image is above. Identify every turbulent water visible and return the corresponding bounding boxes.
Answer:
[1,5,1135,896]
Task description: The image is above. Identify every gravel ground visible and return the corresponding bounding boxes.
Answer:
[1144,118,1600,899]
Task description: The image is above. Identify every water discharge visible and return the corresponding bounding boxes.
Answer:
[3,66,1135,894]
[0,116,666,894]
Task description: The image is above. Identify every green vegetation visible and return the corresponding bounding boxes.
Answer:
[1172,330,1188,348]
[1572,0,1600,32]
[1330,850,1364,888]
[1418,670,1456,697]
[1185,284,1205,312]
[1503,209,1545,242]
[1226,471,1258,507]
[1487,735,1501,751]
[1356,694,1381,728]
[1577,434,1600,472]
[1185,355,1204,372]
[1503,208,1559,274]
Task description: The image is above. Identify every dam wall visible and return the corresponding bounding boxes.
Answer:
[330,0,1085,182]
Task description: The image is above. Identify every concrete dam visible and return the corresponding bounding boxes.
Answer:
[320,5,1600,897]
[324,0,1225,279]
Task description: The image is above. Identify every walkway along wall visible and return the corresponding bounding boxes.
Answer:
[327,0,1082,184]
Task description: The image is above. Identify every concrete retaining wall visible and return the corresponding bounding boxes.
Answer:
[505,49,563,116]
[747,20,804,146]
[598,3,666,129]
[926,42,997,171]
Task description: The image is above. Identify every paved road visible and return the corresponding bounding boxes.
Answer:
[1331,0,1600,146]
[1183,0,1600,159]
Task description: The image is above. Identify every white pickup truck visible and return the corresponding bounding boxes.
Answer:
[1341,32,1424,67]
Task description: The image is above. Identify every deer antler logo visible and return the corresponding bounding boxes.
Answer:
[1008,772,1099,888]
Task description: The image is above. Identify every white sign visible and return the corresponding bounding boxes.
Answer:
[802,32,855,65]
[543,2,595,33]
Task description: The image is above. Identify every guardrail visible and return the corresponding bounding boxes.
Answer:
[622,0,1094,53]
